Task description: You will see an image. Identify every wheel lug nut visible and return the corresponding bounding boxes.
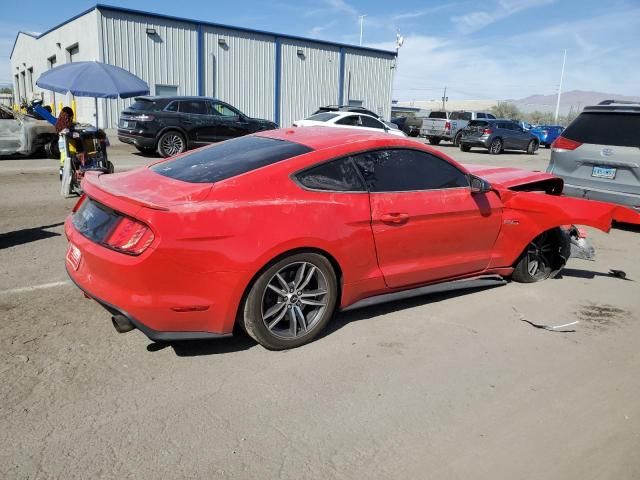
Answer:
[287,305,292,309]
[297,291,302,295]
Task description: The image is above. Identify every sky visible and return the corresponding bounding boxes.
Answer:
[1,0,639,101]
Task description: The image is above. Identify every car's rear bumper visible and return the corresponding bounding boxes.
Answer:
[64,217,247,340]
[563,183,640,212]
[117,130,156,149]
[461,137,491,148]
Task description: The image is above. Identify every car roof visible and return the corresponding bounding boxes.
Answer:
[584,101,640,113]
[134,96,222,102]
[257,126,413,150]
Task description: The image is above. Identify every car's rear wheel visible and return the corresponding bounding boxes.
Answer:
[512,230,560,283]
[44,139,59,159]
[453,132,463,147]
[526,140,538,155]
[157,131,186,158]
[489,138,503,155]
[428,137,441,145]
[460,144,471,152]
[242,253,338,350]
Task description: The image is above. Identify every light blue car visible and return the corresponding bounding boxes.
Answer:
[530,125,565,148]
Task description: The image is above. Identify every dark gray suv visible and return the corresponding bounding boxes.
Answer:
[459,119,539,155]
[546,101,640,212]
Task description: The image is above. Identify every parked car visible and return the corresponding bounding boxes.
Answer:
[314,105,399,130]
[117,96,277,157]
[546,101,640,212]
[459,119,539,155]
[293,111,407,137]
[0,104,57,157]
[65,127,638,350]
[391,115,421,137]
[530,125,564,148]
[420,111,496,146]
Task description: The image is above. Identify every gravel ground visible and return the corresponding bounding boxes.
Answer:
[1,138,639,479]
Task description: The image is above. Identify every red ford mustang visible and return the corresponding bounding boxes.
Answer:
[64,127,638,349]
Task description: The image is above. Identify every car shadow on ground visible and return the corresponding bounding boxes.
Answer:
[613,222,640,233]
[557,268,634,281]
[0,222,64,249]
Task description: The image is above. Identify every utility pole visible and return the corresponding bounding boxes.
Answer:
[359,15,366,46]
[441,86,447,111]
[554,49,567,123]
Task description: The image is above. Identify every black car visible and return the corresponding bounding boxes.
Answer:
[459,119,539,155]
[118,96,278,157]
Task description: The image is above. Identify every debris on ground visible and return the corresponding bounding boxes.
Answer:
[512,306,578,332]
[608,269,628,280]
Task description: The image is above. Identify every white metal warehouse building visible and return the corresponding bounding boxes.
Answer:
[10,4,397,128]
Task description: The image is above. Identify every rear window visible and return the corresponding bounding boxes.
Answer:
[450,112,472,121]
[562,112,640,147]
[128,99,156,111]
[306,113,339,122]
[428,111,448,119]
[151,136,313,183]
[72,198,121,244]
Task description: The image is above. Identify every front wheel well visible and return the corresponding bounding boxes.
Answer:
[233,247,343,330]
[512,227,571,280]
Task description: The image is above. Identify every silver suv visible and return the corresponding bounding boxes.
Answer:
[546,101,640,212]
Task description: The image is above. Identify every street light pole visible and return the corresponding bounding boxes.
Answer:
[554,49,567,123]
[359,15,366,46]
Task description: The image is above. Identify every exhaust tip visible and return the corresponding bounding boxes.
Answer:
[111,315,135,333]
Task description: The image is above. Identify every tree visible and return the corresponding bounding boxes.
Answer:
[0,87,13,94]
[490,102,522,120]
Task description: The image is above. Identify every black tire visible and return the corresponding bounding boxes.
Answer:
[489,138,503,155]
[512,229,566,283]
[545,143,551,149]
[135,145,156,155]
[526,140,538,155]
[453,132,463,147]
[157,131,186,158]
[44,139,60,159]
[428,137,441,145]
[242,252,338,350]
[459,144,471,152]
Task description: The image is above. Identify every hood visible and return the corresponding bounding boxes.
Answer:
[464,164,563,191]
[82,167,213,210]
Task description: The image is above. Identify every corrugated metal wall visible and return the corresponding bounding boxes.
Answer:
[343,49,395,121]
[202,27,275,122]
[279,39,340,128]
[99,10,198,128]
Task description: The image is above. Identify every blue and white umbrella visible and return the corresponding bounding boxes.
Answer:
[36,61,149,127]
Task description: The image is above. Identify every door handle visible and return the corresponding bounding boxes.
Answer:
[380,213,409,225]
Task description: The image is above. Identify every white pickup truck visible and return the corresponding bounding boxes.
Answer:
[420,110,496,146]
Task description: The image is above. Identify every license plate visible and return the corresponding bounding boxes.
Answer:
[591,166,616,179]
[66,243,82,271]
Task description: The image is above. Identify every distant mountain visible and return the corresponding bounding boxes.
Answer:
[508,90,640,114]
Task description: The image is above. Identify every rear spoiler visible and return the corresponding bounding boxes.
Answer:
[82,172,170,211]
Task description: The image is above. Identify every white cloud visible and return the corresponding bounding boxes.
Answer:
[324,0,358,17]
[452,0,557,34]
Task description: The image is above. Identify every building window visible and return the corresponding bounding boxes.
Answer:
[155,84,178,96]
[67,44,79,62]
[27,68,34,94]
[47,55,57,69]
[14,74,20,101]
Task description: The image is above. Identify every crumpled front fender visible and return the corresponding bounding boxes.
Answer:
[488,189,640,269]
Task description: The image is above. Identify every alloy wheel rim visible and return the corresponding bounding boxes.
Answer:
[526,232,554,279]
[491,140,501,153]
[162,135,184,156]
[261,262,329,339]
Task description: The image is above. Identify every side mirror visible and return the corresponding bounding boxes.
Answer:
[470,175,491,194]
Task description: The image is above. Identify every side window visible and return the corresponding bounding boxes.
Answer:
[212,102,239,117]
[477,113,486,119]
[335,115,360,126]
[360,115,384,129]
[487,113,496,119]
[296,158,365,192]
[352,149,469,192]
[180,100,208,115]
[165,101,179,112]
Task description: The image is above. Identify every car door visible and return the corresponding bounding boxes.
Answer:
[498,122,517,149]
[178,99,215,144]
[353,148,503,288]
[512,123,531,149]
[211,101,248,140]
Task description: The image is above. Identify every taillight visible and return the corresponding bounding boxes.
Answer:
[105,217,154,255]
[482,128,493,135]
[72,194,87,212]
[444,121,451,131]
[552,136,582,151]
[131,114,155,122]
